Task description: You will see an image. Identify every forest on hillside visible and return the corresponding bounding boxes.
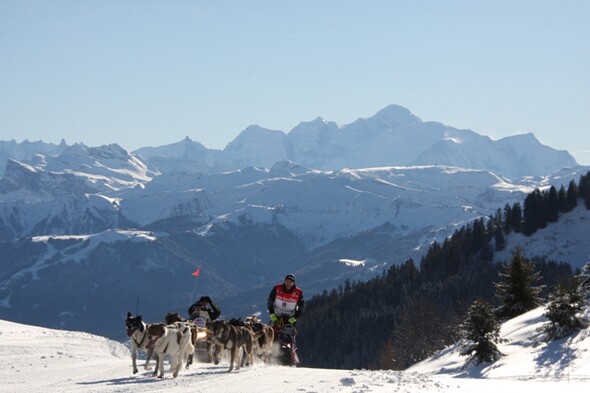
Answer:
[297,171,590,370]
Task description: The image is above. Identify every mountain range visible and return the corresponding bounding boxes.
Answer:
[134,104,577,180]
[0,104,588,341]
[1,105,577,180]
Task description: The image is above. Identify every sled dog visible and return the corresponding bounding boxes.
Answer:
[145,321,194,378]
[165,311,211,365]
[244,315,275,362]
[125,312,158,375]
[210,320,256,372]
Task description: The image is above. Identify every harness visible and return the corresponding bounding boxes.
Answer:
[132,324,149,348]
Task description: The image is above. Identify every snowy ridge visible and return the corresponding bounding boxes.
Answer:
[0,230,160,308]
[1,143,159,195]
[121,164,531,250]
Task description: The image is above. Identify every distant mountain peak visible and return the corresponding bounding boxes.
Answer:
[89,143,131,160]
[226,125,286,152]
[270,160,309,175]
[499,132,539,143]
[370,104,421,127]
[310,116,328,124]
[241,124,283,135]
[289,117,339,139]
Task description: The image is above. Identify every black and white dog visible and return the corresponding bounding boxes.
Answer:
[125,312,158,375]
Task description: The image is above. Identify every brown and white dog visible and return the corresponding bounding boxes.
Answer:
[210,319,257,372]
[145,322,194,378]
[164,312,211,365]
[244,315,275,362]
[125,312,158,375]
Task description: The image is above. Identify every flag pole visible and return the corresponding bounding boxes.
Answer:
[190,266,201,302]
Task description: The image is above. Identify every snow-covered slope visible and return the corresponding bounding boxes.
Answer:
[495,205,590,270]
[0,311,590,393]
[409,306,590,382]
[1,316,587,393]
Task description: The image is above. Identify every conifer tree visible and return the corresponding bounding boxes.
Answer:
[510,203,522,233]
[577,262,590,300]
[545,186,559,223]
[557,185,568,212]
[566,179,578,212]
[523,188,548,235]
[495,247,544,320]
[503,204,513,233]
[542,279,588,340]
[459,299,505,366]
[579,171,590,209]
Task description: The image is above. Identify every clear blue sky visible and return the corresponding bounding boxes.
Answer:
[1,0,589,164]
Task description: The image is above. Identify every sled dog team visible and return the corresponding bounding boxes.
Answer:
[125,311,274,378]
[125,273,304,378]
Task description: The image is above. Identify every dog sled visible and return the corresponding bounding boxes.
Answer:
[192,316,213,363]
[271,322,300,366]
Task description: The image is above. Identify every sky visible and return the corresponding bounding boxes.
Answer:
[2,305,589,392]
[1,1,589,164]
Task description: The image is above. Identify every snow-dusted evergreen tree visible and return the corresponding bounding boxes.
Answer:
[542,279,588,340]
[578,262,590,300]
[459,299,505,366]
[495,247,544,320]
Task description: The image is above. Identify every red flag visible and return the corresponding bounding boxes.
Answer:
[192,267,201,277]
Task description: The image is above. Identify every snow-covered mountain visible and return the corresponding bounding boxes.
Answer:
[0,104,586,342]
[0,149,588,340]
[135,105,577,180]
[0,138,68,177]
[0,143,158,199]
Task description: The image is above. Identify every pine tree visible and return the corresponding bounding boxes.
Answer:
[577,262,590,300]
[495,247,544,320]
[492,209,505,250]
[510,203,522,233]
[545,186,559,223]
[566,179,578,212]
[459,299,505,366]
[579,171,590,209]
[523,189,547,235]
[557,185,568,212]
[503,203,513,233]
[542,279,588,340]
